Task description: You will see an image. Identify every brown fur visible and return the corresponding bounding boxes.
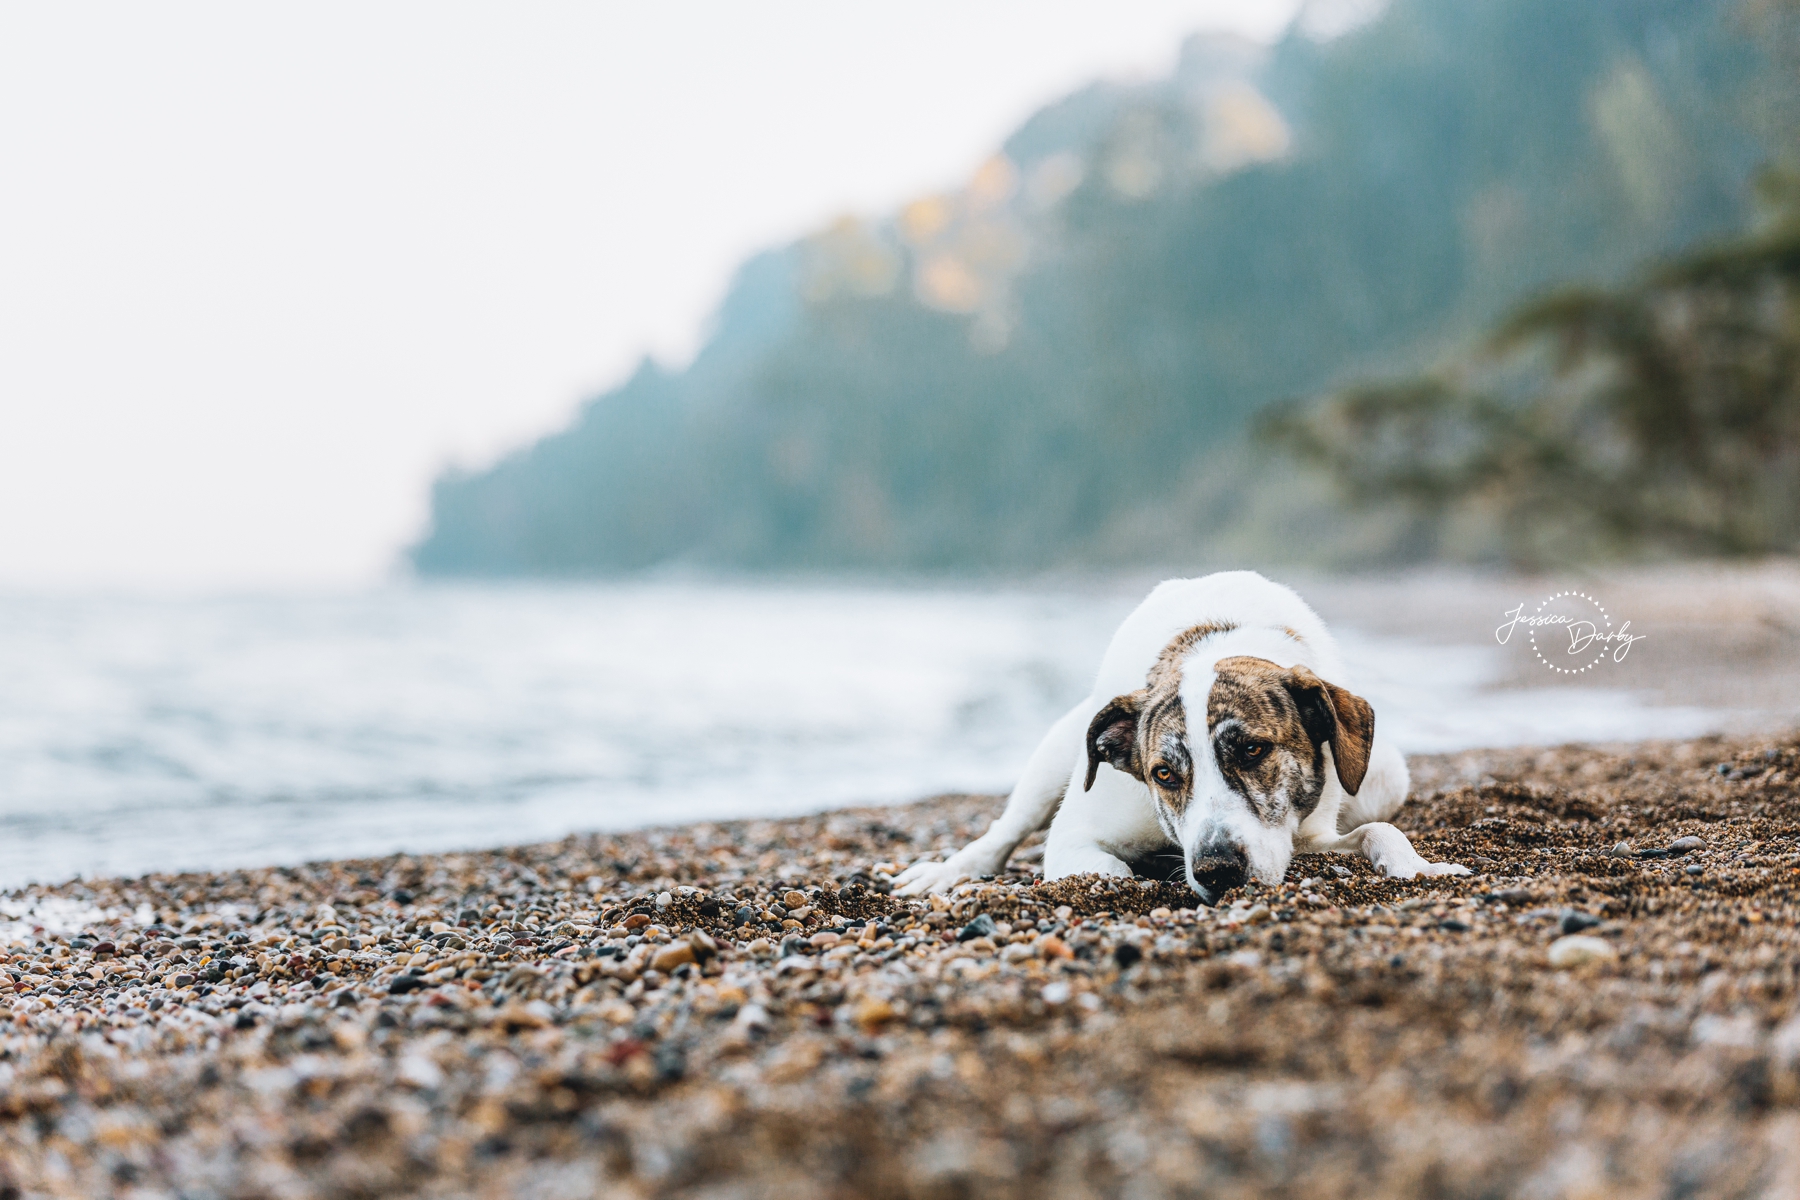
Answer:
[1206,657,1327,824]
[1210,657,1374,818]
[1284,662,1373,796]
[1146,622,1238,690]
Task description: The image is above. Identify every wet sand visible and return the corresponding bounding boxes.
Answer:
[1294,559,1800,720]
[3,731,1799,1199]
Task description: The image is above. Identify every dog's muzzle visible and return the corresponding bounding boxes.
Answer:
[1186,843,1248,902]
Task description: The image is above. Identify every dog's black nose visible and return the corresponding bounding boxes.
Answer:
[1188,845,1248,902]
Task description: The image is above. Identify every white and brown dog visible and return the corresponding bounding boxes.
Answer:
[894,571,1468,900]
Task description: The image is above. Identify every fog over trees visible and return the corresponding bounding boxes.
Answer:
[412,0,1800,575]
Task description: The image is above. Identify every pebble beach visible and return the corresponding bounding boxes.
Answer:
[3,733,1800,1199]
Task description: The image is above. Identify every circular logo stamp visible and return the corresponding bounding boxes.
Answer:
[1496,591,1643,672]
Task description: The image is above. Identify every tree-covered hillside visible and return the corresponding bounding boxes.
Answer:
[412,0,1799,575]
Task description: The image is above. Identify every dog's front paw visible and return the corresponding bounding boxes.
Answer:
[1361,824,1470,880]
[892,859,975,896]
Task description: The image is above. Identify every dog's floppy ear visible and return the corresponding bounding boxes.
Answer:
[1084,690,1147,791]
[1283,665,1374,795]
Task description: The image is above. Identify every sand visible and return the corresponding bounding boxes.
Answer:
[2,731,1799,1199]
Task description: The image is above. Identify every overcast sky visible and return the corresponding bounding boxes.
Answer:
[0,1,1306,591]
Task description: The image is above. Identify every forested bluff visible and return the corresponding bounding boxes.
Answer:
[412,0,1800,576]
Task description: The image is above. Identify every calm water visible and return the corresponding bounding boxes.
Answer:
[0,582,1724,887]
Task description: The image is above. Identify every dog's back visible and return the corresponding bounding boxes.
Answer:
[1088,570,1346,701]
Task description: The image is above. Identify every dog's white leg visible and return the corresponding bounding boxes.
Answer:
[1041,840,1133,881]
[1038,760,1159,883]
[1300,822,1469,879]
[892,699,1087,896]
[1335,734,1410,833]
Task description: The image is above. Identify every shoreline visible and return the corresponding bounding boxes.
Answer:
[14,559,1800,894]
[3,733,1799,1198]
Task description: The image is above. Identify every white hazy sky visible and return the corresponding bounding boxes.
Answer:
[1,1,1305,591]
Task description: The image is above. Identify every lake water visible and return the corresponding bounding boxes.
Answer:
[0,582,1725,887]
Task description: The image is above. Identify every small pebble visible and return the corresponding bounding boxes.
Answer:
[652,943,695,973]
[1558,909,1601,935]
[1547,935,1617,968]
[852,997,897,1032]
[957,913,998,943]
[1668,836,1705,855]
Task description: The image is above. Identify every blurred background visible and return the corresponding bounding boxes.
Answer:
[3,0,1798,886]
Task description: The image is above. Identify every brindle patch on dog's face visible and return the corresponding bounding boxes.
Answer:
[1083,623,1237,838]
[1207,656,1333,828]
[1207,655,1372,818]
[1134,689,1196,843]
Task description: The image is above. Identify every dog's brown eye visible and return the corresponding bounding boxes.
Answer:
[1244,742,1269,761]
[1151,764,1174,785]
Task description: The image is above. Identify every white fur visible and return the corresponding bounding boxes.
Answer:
[893,571,1468,897]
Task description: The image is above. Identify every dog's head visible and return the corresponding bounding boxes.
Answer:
[1083,649,1373,902]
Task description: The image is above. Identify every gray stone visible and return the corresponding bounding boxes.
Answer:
[1559,909,1602,934]
[957,913,998,943]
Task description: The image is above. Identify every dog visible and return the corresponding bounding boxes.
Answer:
[894,571,1468,900]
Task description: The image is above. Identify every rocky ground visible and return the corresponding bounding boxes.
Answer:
[2,733,1799,1200]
